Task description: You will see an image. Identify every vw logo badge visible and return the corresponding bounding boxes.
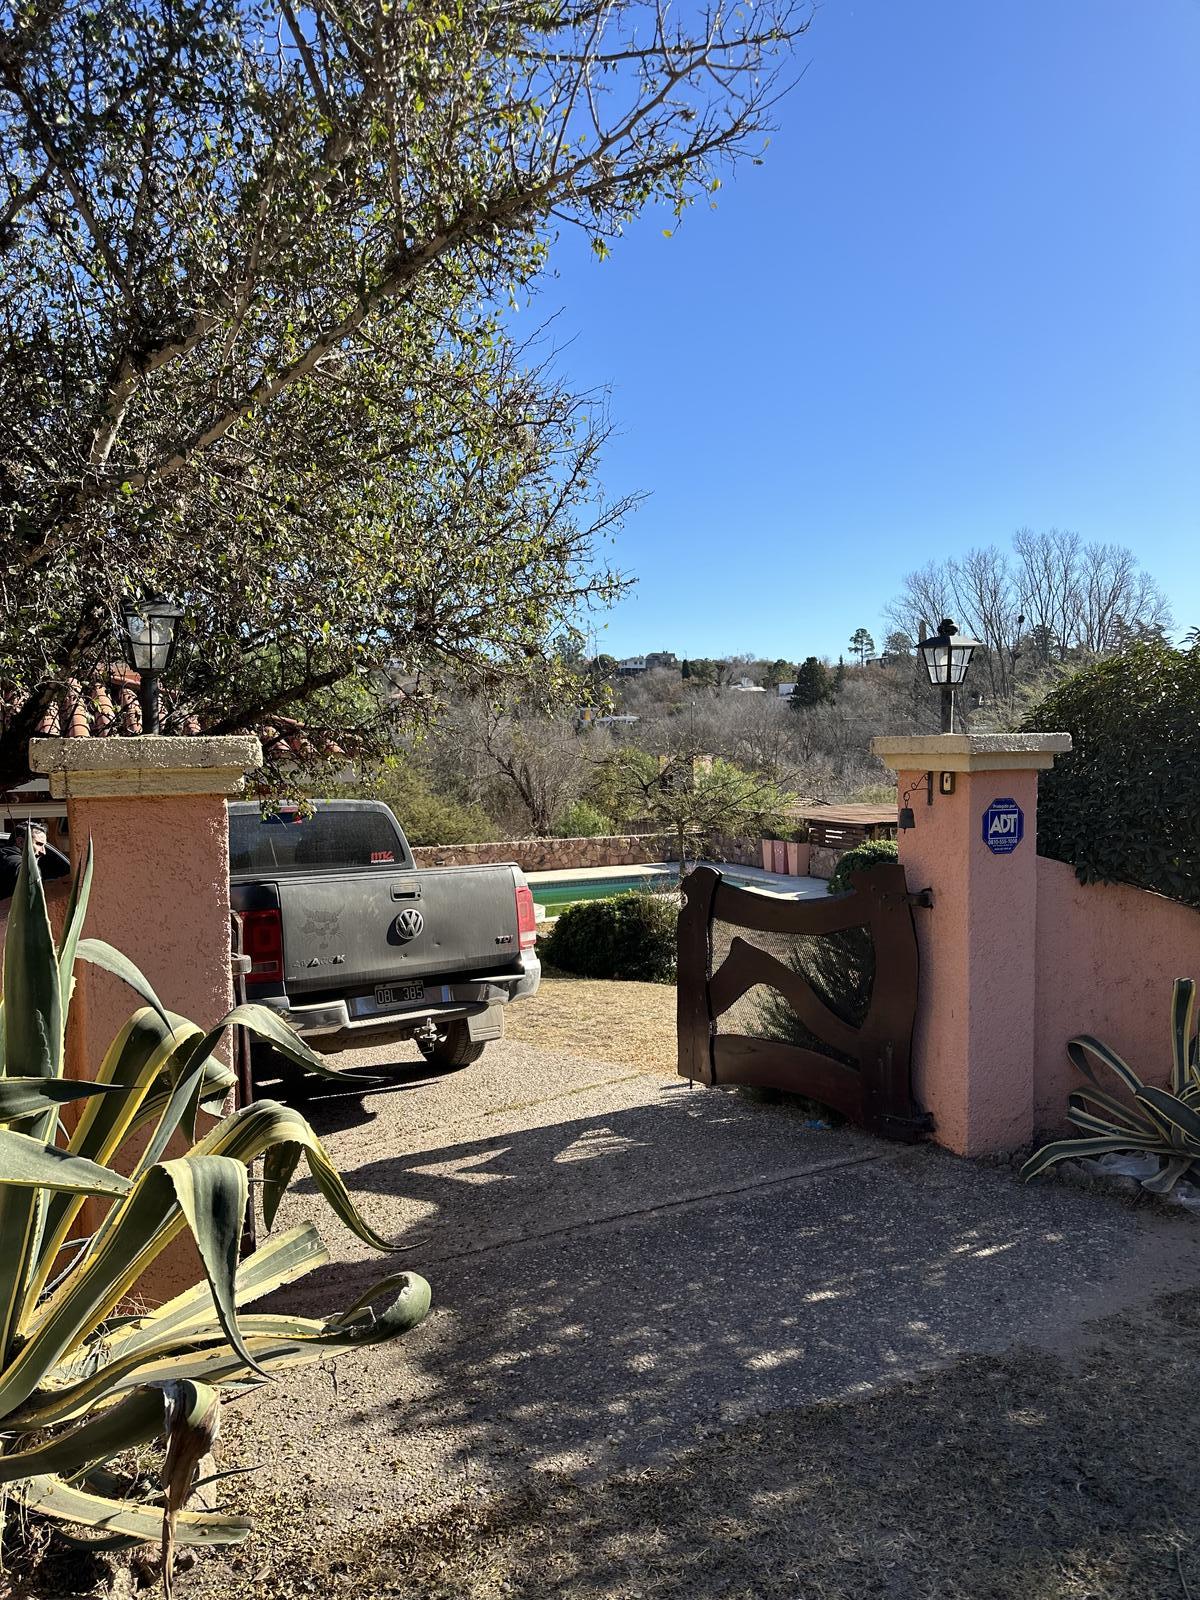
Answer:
[393,908,424,942]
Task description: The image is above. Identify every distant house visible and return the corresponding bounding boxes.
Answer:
[777,683,796,698]
[728,677,764,693]
[616,656,647,676]
[595,713,640,729]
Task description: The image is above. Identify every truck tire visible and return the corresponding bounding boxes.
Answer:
[416,1020,487,1071]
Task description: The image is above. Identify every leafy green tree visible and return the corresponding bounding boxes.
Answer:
[849,628,876,666]
[762,658,794,690]
[788,656,834,709]
[331,757,495,846]
[602,743,788,875]
[0,0,807,785]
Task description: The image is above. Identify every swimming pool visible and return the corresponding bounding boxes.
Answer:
[530,867,778,915]
[531,873,675,913]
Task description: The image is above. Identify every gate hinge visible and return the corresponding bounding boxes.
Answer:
[905,888,933,909]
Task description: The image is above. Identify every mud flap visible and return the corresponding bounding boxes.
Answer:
[467,1006,504,1043]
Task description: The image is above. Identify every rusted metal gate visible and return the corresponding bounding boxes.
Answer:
[677,863,930,1142]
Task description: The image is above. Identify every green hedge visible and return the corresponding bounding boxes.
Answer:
[543,891,678,983]
[1023,642,1200,907]
[827,838,898,895]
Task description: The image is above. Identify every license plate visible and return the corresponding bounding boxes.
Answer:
[374,982,425,1008]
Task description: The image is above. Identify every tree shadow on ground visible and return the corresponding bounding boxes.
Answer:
[266,1082,1174,1491]
[214,1289,1200,1600]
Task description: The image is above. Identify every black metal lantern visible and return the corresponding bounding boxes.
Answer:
[120,595,184,734]
[917,618,979,733]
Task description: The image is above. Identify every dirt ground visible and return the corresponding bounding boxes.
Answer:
[503,968,677,1074]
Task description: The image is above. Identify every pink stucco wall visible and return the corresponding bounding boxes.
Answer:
[896,767,1041,1155]
[66,793,235,1079]
[1033,856,1200,1130]
[64,792,235,1302]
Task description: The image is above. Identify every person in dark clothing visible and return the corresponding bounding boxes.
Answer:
[0,820,71,902]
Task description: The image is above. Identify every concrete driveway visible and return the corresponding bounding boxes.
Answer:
[224,1030,1200,1534]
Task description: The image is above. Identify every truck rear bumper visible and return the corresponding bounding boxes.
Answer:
[262,961,540,1055]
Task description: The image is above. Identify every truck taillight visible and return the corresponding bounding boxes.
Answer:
[241,909,283,982]
[515,884,537,950]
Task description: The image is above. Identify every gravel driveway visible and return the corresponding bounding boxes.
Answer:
[209,1025,1200,1565]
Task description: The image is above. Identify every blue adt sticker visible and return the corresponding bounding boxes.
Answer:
[983,797,1024,855]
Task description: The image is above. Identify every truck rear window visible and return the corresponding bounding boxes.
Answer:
[229,809,407,875]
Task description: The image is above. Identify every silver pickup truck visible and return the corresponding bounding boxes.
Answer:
[229,800,540,1072]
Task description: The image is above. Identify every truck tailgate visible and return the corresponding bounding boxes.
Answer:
[278,865,520,995]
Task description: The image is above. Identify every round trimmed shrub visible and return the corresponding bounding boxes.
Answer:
[827,838,898,895]
[543,890,678,983]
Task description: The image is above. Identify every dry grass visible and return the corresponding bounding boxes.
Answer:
[504,967,677,1075]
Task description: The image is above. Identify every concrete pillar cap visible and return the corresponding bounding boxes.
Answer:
[871,732,1071,774]
[30,735,263,799]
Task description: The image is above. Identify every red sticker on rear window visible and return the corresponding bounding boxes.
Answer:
[371,850,395,863]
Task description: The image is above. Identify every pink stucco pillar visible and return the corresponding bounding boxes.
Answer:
[29,734,262,1298]
[872,733,1070,1157]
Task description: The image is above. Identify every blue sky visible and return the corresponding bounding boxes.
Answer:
[528,0,1200,663]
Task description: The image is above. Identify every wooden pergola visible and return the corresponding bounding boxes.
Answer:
[800,803,898,853]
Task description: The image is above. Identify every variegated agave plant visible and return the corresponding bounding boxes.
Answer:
[0,837,430,1591]
[1021,977,1200,1194]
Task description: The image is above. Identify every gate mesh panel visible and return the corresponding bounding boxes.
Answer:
[709,916,876,1068]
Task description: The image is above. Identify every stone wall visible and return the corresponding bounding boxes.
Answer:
[808,845,840,880]
[411,833,672,872]
[411,832,763,874]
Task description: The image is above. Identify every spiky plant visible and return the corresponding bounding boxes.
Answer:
[1021,978,1200,1194]
[0,837,430,1590]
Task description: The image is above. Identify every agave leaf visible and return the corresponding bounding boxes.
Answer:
[1067,1038,1176,1140]
[0,1128,131,1197]
[53,1528,144,1552]
[1139,1154,1194,1194]
[0,1384,166,1485]
[109,1224,330,1358]
[261,1140,303,1231]
[3,836,63,1080]
[77,1276,433,1397]
[1019,1134,1156,1182]
[1171,979,1198,1097]
[25,1010,201,1311]
[4,1159,254,1419]
[75,938,171,1030]
[159,1155,260,1376]
[1065,1105,1160,1142]
[15,1272,432,1429]
[57,838,94,1005]
[1135,1084,1200,1147]
[0,1078,120,1124]
[18,1473,251,1548]
[21,1228,332,1429]
[1066,1084,1156,1135]
[223,1002,369,1078]
[0,842,66,1358]
[191,1098,394,1251]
